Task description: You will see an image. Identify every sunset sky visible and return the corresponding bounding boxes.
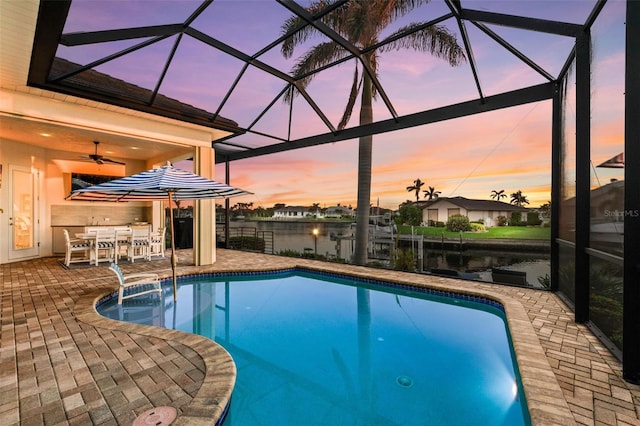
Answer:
[64,0,626,210]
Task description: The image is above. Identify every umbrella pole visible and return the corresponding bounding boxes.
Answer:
[168,192,178,302]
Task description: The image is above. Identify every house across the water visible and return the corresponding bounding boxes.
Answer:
[418,196,528,227]
[272,206,317,219]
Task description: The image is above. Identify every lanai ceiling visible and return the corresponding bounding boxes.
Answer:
[27,0,601,164]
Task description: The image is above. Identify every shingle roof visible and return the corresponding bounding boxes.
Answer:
[418,196,529,211]
[274,206,311,213]
[50,58,239,131]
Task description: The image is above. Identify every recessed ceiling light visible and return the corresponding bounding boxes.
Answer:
[130,146,140,150]
[40,133,52,137]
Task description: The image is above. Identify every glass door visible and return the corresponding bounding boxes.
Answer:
[9,165,39,260]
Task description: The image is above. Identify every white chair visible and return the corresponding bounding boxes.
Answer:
[63,229,91,266]
[127,228,150,262]
[149,227,166,258]
[93,229,116,265]
[108,263,162,304]
[114,228,132,263]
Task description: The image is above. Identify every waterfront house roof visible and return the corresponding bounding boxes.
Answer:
[326,205,354,212]
[418,196,528,211]
[274,206,312,213]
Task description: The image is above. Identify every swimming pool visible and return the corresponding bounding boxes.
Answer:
[98,269,530,425]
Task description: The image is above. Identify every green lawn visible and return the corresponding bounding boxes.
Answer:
[397,225,550,240]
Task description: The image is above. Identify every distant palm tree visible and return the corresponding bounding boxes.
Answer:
[406,178,425,202]
[510,190,529,206]
[281,1,465,265]
[490,189,506,201]
[423,186,441,200]
[538,201,551,217]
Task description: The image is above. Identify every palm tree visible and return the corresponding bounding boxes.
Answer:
[406,178,425,202]
[281,1,466,265]
[423,186,441,200]
[510,190,530,206]
[538,201,551,218]
[490,189,506,201]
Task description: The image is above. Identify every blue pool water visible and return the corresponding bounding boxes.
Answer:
[97,269,530,425]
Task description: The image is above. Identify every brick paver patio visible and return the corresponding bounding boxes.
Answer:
[1,249,639,425]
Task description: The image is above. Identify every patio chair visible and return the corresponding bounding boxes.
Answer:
[114,227,132,263]
[127,227,151,262]
[149,227,166,258]
[93,229,116,265]
[108,263,162,304]
[63,229,91,266]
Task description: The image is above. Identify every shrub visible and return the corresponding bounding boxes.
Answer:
[470,222,486,232]
[527,212,542,226]
[229,236,265,252]
[396,203,422,226]
[496,215,508,226]
[393,248,415,272]
[279,249,301,258]
[446,214,471,232]
[435,221,445,228]
[537,273,551,289]
[510,212,526,226]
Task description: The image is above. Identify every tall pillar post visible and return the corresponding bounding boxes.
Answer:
[225,158,231,249]
[193,146,216,265]
[623,0,640,384]
[574,30,591,323]
[550,82,562,291]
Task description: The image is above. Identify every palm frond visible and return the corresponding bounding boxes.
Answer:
[338,65,362,130]
[281,0,350,58]
[321,1,363,40]
[373,0,430,31]
[283,84,297,107]
[379,22,467,66]
[281,15,313,59]
[284,41,350,104]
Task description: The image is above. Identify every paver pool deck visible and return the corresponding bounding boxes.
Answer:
[1,249,639,425]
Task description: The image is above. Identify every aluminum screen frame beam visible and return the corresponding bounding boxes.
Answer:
[277,0,399,122]
[28,0,71,86]
[574,31,591,324]
[550,82,562,293]
[623,0,640,385]
[216,82,553,162]
[459,9,583,37]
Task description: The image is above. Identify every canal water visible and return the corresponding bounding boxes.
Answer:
[226,220,550,287]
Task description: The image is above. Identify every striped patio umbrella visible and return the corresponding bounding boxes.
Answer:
[67,162,251,300]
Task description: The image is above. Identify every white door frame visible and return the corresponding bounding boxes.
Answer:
[8,165,40,260]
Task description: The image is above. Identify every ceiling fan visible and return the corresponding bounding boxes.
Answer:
[81,140,126,165]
